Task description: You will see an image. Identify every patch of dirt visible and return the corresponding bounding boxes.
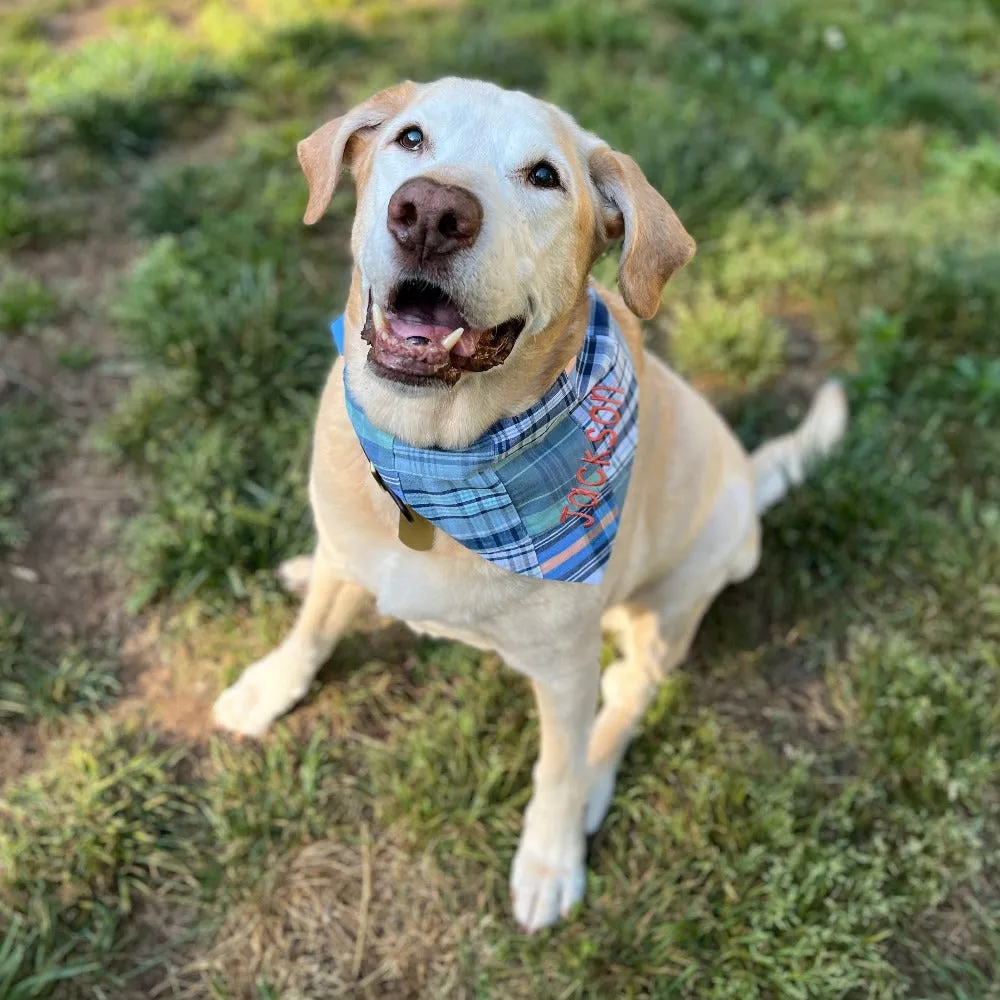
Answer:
[1,227,142,627]
[129,596,420,746]
[2,451,138,634]
[0,728,36,794]
[121,616,223,743]
[197,835,476,999]
[686,632,847,765]
[0,450,139,788]
[0,213,150,789]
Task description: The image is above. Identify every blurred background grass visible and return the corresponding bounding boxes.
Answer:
[2,1,1000,997]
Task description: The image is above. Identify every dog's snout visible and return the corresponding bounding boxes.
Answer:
[387,177,482,266]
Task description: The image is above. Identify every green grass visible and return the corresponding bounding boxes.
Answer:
[0,612,118,725]
[1,0,1000,996]
[0,724,199,916]
[0,269,56,333]
[0,716,362,997]
[0,722,203,996]
[27,27,236,157]
[0,162,41,249]
[56,345,96,371]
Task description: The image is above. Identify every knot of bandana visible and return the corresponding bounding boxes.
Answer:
[330,289,638,584]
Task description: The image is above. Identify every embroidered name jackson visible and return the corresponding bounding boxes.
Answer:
[560,383,625,529]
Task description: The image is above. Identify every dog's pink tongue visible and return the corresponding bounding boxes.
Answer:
[386,316,482,357]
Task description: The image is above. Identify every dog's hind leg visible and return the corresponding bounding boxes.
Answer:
[585,485,761,833]
[212,545,370,736]
[585,596,713,833]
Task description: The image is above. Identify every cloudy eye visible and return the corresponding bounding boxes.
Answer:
[527,161,560,189]
[397,126,424,151]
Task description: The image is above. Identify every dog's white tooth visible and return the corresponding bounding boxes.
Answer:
[441,327,464,351]
[372,302,386,329]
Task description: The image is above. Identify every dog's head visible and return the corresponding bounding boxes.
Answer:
[299,78,694,445]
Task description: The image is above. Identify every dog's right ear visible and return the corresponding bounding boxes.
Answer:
[297,81,417,225]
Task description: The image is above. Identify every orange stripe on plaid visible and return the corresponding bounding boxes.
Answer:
[539,507,618,575]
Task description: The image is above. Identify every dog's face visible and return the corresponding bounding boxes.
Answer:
[348,80,600,388]
[298,79,694,442]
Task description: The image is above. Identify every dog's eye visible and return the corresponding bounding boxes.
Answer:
[397,126,424,151]
[527,161,560,189]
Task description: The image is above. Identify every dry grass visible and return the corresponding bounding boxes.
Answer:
[200,834,476,999]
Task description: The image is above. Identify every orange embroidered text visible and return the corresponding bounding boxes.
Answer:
[560,384,625,529]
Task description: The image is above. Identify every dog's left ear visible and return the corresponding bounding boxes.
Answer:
[588,146,695,319]
[298,81,417,225]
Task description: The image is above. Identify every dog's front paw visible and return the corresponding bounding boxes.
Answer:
[510,828,586,932]
[212,647,309,737]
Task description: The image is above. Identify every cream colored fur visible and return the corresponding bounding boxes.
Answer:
[212,79,848,932]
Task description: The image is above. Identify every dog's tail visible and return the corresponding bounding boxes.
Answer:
[751,379,849,514]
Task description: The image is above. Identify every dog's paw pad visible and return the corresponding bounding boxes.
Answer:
[510,846,585,932]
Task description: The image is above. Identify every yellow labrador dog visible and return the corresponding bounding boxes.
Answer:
[213,78,847,931]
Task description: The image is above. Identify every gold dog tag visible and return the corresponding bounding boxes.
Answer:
[397,509,435,551]
[368,461,435,551]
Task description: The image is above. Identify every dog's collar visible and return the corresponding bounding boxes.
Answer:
[330,288,638,584]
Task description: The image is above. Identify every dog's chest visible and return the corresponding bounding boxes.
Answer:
[343,533,536,647]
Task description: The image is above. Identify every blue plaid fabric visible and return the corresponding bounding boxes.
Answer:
[330,288,638,584]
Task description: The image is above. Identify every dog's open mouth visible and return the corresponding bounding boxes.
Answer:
[362,280,524,387]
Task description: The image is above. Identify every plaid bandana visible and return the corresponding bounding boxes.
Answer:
[330,288,638,584]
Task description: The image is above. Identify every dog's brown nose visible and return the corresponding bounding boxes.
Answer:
[387,177,482,265]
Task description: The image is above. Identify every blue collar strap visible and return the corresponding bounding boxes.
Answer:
[329,289,638,584]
